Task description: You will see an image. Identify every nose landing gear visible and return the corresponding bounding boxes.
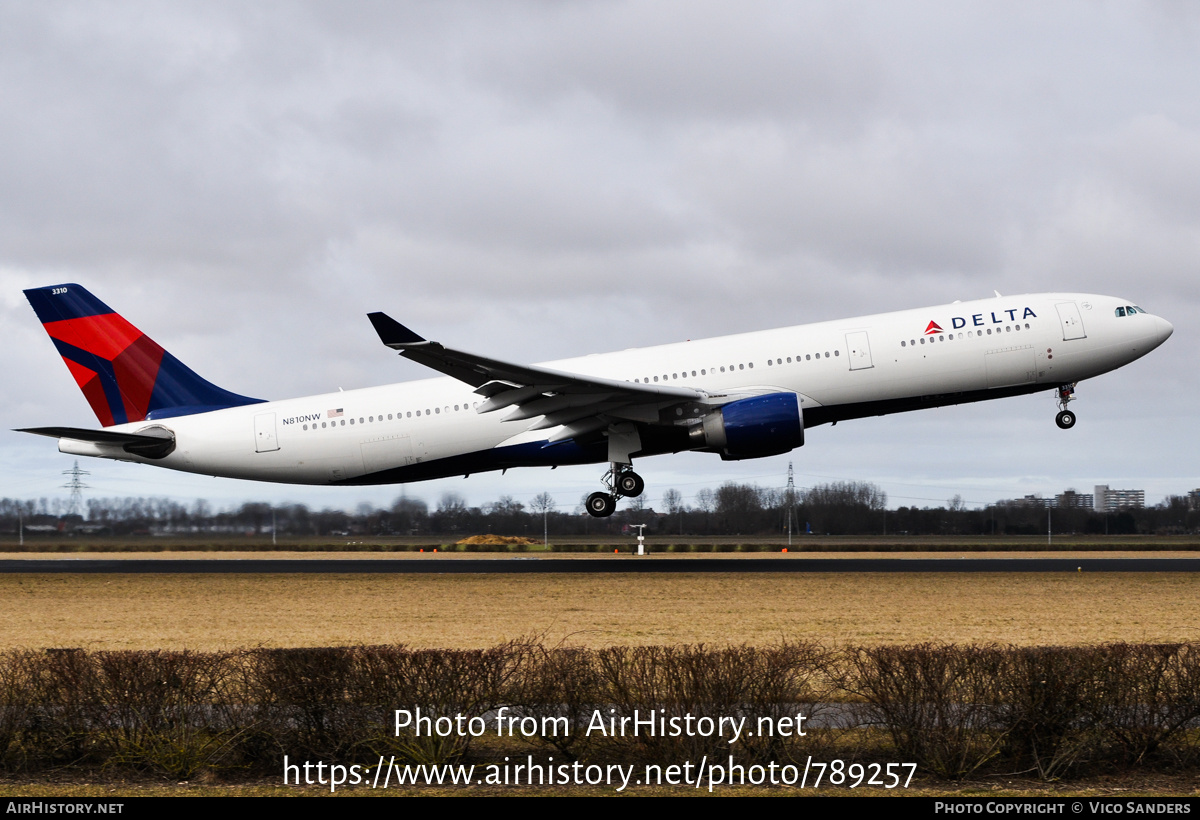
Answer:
[585,463,645,518]
[1055,383,1077,429]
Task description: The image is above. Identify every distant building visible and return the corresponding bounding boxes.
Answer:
[1188,489,1200,512]
[1094,485,1145,512]
[1019,494,1054,508]
[1056,489,1094,509]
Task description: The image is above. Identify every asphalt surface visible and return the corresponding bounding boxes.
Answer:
[1,557,1198,574]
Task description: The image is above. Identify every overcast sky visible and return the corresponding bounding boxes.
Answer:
[1,1,1196,516]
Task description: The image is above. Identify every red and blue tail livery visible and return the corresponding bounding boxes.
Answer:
[23,284,263,427]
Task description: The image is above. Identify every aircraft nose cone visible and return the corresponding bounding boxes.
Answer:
[1157,317,1174,345]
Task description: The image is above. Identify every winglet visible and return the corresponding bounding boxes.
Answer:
[368,312,427,348]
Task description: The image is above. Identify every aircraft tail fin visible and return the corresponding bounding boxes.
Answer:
[23,284,264,427]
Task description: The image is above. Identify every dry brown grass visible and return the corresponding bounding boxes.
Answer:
[2,569,1196,650]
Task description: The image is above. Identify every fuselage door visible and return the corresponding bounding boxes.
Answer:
[845,331,874,371]
[1055,302,1087,341]
[254,412,280,453]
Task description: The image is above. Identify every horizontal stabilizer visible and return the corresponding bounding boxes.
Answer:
[16,426,175,458]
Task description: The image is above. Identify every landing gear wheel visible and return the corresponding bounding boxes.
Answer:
[615,471,645,498]
[1055,410,1076,429]
[586,492,617,518]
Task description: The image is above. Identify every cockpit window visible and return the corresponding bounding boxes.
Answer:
[1115,307,1126,317]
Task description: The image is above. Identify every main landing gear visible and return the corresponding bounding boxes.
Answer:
[586,463,644,518]
[1055,383,1077,429]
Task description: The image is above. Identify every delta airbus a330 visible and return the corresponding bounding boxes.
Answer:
[19,285,1172,517]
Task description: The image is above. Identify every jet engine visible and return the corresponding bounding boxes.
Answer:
[686,393,804,460]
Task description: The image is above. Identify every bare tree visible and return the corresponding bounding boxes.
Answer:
[530,492,556,546]
[663,488,684,535]
[696,487,716,534]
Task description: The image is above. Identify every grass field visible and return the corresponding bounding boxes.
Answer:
[3,547,1198,797]
[2,559,1197,649]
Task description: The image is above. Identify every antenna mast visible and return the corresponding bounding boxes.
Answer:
[786,461,796,546]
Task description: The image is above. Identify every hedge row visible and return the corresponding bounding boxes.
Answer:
[1,642,1197,781]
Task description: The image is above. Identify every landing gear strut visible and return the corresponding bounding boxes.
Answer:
[585,463,645,518]
[1055,383,1077,430]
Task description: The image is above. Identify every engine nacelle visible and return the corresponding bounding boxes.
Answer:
[687,393,804,460]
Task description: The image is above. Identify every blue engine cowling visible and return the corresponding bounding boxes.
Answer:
[686,393,804,460]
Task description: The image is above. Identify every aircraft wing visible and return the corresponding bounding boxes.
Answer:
[368,312,709,441]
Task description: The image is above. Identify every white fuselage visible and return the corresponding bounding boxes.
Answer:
[60,293,1172,486]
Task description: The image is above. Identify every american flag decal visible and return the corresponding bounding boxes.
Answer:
[328,408,343,418]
